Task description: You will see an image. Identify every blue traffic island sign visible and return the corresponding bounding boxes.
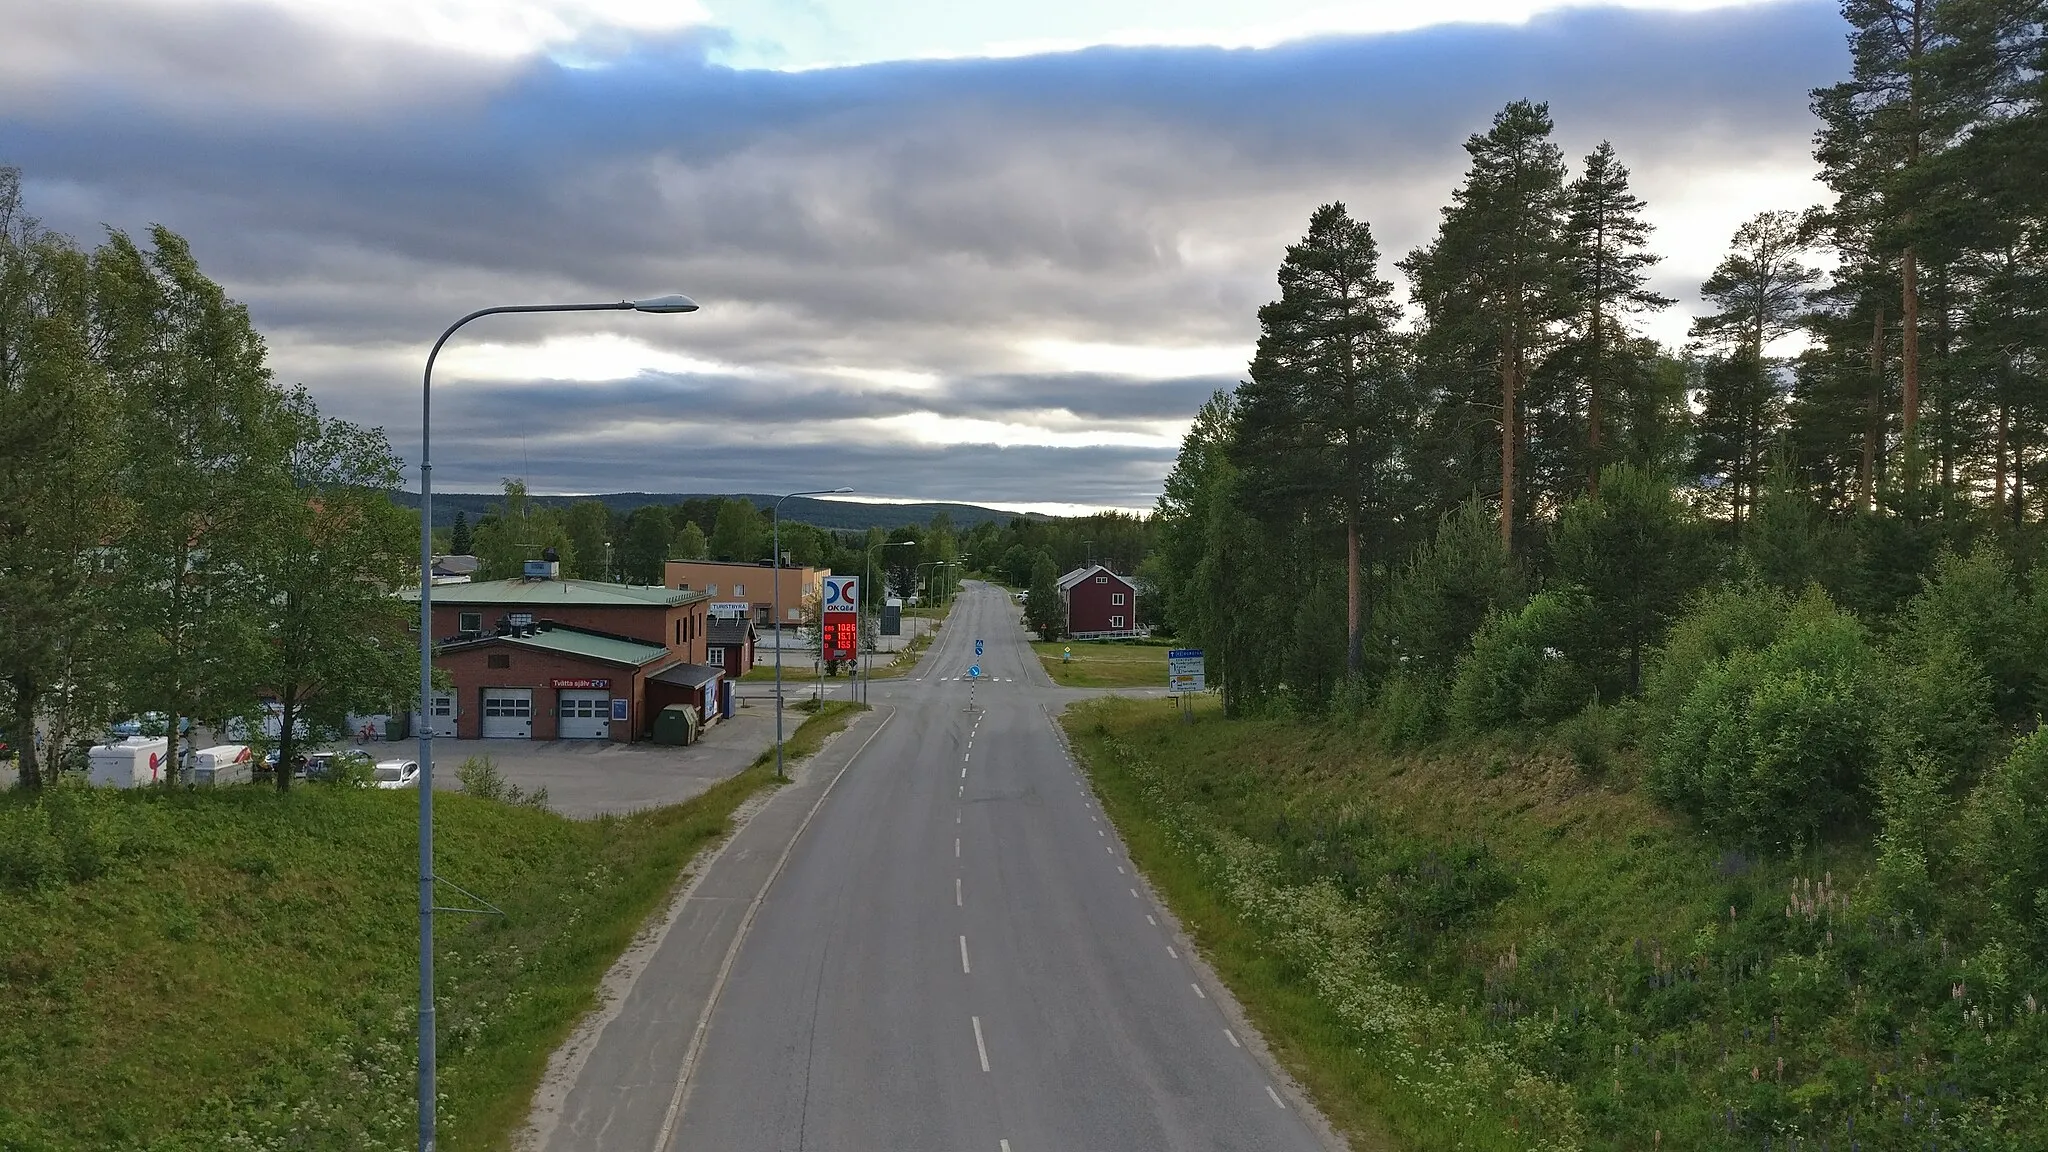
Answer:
[968,665,981,679]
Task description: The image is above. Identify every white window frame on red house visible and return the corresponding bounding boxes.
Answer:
[708,646,726,665]
[1110,615,1126,629]
[1111,592,1124,605]
[1095,575,1108,583]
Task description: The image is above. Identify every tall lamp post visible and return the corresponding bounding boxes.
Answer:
[414,293,697,1152]
[773,487,852,780]
[865,540,913,704]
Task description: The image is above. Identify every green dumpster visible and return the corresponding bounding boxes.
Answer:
[652,704,700,746]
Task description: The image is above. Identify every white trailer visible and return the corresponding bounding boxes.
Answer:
[189,744,254,786]
[88,738,169,788]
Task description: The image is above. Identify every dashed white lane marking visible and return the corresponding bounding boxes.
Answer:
[956,877,962,906]
[1098,829,1105,837]
[1116,865,1125,874]
[1105,846,1113,854]
[1267,1086,1286,1109]
[972,1016,991,1072]
[1225,1029,1241,1048]
[1000,1142,1011,1152]
[1146,914,1156,925]
[955,838,961,858]
[960,935,972,974]
[1167,945,1178,958]
[1130,888,1139,898]
[962,766,968,778]
[1190,983,1205,998]
[964,753,971,761]
[959,785,964,797]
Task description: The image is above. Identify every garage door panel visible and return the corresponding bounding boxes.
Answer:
[481,688,533,739]
[558,689,612,740]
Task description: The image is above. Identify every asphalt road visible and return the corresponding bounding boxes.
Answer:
[536,581,1328,1152]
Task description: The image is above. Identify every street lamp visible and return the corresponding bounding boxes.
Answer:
[414,293,696,1152]
[865,540,914,704]
[773,487,852,780]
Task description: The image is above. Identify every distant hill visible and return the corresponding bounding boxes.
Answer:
[390,491,1043,531]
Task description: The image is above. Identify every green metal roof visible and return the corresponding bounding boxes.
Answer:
[405,578,705,608]
[487,628,673,667]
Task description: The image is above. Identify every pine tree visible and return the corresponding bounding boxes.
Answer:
[1563,142,1672,493]
[1401,100,1572,553]
[1234,204,1413,676]
[1691,211,1821,527]
[449,509,472,555]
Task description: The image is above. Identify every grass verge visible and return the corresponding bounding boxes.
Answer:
[1060,695,2024,1152]
[0,702,869,1152]
[1033,637,1173,688]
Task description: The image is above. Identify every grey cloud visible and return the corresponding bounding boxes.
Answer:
[0,0,1846,508]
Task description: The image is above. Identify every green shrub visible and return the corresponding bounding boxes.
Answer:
[1956,728,2048,955]
[1449,587,1596,732]
[1652,590,1882,847]
[1642,580,1791,729]
[1878,630,1996,783]
[1556,697,1622,778]
[1371,673,1443,749]
[1896,542,2047,726]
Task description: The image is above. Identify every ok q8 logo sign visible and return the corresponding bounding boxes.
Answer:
[822,576,858,612]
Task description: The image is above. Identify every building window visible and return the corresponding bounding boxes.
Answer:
[1110,593,1124,606]
[709,646,725,664]
[509,612,533,628]
[675,619,682,644]
[706,583,718,596]
[788,607,800,621]
[1095,575,1108,583]
[1110,615,1125,629]
[487,654,511,669]
[733,583,745,597]
[458,612,481,634]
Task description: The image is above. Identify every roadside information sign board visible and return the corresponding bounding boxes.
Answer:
[1167,649,1206,693]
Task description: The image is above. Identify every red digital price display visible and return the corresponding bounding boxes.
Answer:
[822,616,857,662]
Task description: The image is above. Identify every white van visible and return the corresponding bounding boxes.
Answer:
[189,744,254,786]
[89,738,169,788]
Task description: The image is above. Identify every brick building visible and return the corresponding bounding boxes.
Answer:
[408,575,718,741]
[1056,565,1140,639]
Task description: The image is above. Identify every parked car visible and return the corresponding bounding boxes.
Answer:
[372,759,420,789]
[303,749,372,781]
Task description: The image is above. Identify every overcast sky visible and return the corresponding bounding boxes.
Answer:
[1,0,1846,515]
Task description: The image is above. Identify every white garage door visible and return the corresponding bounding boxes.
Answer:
[558,690,612,740]
[480,688,533,738]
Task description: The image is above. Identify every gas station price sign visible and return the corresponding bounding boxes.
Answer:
[822,616,858,662]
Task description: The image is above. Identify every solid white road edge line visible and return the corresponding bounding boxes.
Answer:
[973,1015,991,1072]
[650,707,897,1152]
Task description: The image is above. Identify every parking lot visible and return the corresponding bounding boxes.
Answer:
[421,705,776,818]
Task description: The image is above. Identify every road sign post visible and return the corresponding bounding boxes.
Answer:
[967,663,980,712]
[1167,648,1205,724]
